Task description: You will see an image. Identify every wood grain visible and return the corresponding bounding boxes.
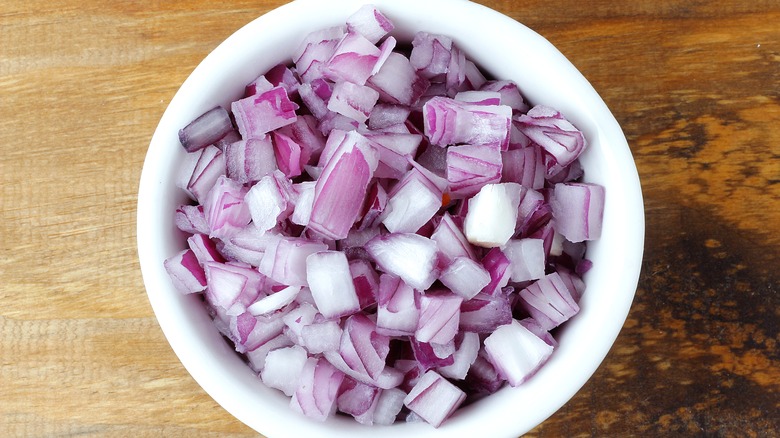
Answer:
[1,0,777,436]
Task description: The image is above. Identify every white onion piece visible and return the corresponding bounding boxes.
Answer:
[261,345,308,396]
[403,370,466,428]
[483,319,554,387]
[306,250,360,319]
[463,183,521,248]
[365,233,440,291]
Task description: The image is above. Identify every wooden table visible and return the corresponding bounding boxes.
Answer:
[2,0,778,436]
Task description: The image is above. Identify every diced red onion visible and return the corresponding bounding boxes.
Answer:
[438,256,490,300]
[376,274,419,336]
[430,212,476,263]
[248,285,301,316]
[410,32,453,80]
[225,136,278,184]
[501,145,545,189]
[446,144,503,198]
[367,52,430,106]
[437,331,480,380]
[515,105,586,175]
[327,80,380,123]
[479,247,512,296]
[185,145,226,204]
[423,96,512,149]
[382,168,442,233]
[178,106,234,153]
[301,320,343,354]
[166,8,607,428]
[290,356,345,421]
[346,4,394,45]
[163,249,207,294]
[479,80,530,114]
[258,235,328,287]
[174,204,209,235]
[415,292,462,345]
[306,250,360,319]
[504,238,546,282]
[187,233,224,265]
[483,319,554,387]
[403,370,466,428]
[325,31,382,85]
[458,292,512,333]
[245,170,295,234]
[518,272,580,331]
[202,175,251,240]
[365,233,440,291]
[550,182,605,242]
[463,183,522,248]
[261,345,309,396]
[337,377,381,425]
[308,130,379,240]
[231,86,298,139]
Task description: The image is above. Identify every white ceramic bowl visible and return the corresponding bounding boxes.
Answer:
[137,0,644,436]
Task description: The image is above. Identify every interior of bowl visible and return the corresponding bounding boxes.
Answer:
[137,1,644,437]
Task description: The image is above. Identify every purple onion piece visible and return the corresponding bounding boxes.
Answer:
[518,272,580,331]
[550,182,605,243]
[178,106,234,153]
[483,319,554,387]
[403,370,466,428]
[163,249,207,294]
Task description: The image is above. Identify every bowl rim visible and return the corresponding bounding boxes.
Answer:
[137,1,645,437]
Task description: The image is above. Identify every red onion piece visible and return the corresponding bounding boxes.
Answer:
[439,256,491,300]
[225,136,278,184]
[515,105,586,175]
[518,272,580,331]
[327,80,380,123]
[337,377,381,425]
[261,345,308,396]
[185,145,226,203]
[178,106,234,153]
[308,131,379,240]
[504,238,546,282]
[365,233,440,291]
[446,144,503,198]
[258,235,328,287]
[202,175,251,240]
[376,274,419,336]
[403,370,466,428]
[346,4,395,45]
[325,31,382,85]
[367,52,430,106]
[415,292,462,345]
[382,168,443,233]
[306,250,360,319]
[458,292,512,333]
[174,204,209,235]
[245,170,295,234]
[231,86,298,139]
[483,319,554,387]
[463,183,522,248]
[423,96,511,149]
[437,331,480,380]
[550,182,605,242]
[290,356,345,421]
[163,249,207,294]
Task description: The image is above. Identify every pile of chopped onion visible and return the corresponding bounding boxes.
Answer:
[165,4,604,429]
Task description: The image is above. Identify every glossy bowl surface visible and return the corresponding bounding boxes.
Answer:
[137,1,644,436]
